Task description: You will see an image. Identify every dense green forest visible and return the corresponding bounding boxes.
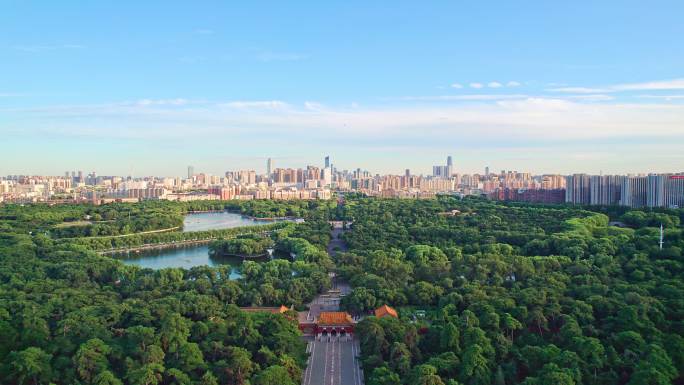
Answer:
[0,199,333,239]
[0,200,335,385]
[2,196,683,384]
[209,235,275,257]
[337,197,683,385]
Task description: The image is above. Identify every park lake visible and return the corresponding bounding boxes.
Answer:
[117,211,277,277]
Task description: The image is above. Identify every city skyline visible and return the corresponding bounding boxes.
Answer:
[2,1,684,175]
[3,153,684,179]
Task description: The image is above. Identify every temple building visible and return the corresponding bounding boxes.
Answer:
[374,304,398,319]
[298,311,355,340]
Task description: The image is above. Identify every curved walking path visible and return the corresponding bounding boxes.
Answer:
[98,229,280,254]
[58,226,180,240]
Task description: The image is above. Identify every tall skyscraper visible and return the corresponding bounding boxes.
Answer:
[324,156,330,169]
[187,166,194,179]
[485,166,490,176]
[267,158,273,177]
[433,155,454,179]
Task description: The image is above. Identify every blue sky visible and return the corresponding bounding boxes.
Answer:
[1,1,683,176]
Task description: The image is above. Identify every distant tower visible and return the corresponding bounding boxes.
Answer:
[187,166,194,179]
[485,166,490,176]
[660,223,664,250]
[267,158,273,176]
[446,155,454,177]
[325,156,330,169]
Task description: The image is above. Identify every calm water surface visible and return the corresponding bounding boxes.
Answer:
[182,211,274,232]
[119,211,275,274]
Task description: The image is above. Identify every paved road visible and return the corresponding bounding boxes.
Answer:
[327,227,348,256]
[301,219,363,385]
[302,337,364,385]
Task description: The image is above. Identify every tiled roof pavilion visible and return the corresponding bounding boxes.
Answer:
[318,311,354,325]
[374,304,398,318]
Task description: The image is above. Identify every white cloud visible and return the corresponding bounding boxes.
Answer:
[450,83,463,89]
[304,101,326,111]
[133,99,191,106]
[221,100,288,109]
[469,82,484,89]
[488,81,503,88]
[397,94,529,101]
[548,87,610,93]
[506,81,521,87]
[9,97,683,146]
[613,78,684,91]
[565,94,615,101]
[637,94,684,100]
[549,78,684,94]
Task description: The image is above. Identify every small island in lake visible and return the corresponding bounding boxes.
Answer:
[208,234,275,258]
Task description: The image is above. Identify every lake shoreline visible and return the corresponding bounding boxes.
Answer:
[111,211,282,269]
[185,209,299,222]
[102,238,214,255]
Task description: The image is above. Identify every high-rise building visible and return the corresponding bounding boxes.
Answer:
[187,166,194,179]
[665,175,684,208]
[432,156,454,178]
[432,165,447,178]
[565,174,591,205]
[266,158,273,177]
[647,174,666,208]
[589,175,623,206]
[237,170,257,185]
[323,167,332,186]
[485,166,489,176]
[324,156,330,169]
[621,176,648,208]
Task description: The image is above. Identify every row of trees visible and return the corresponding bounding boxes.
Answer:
[0,200,188,238]
[209,235,275,257]
[338,196,683,385]
[181,199,337,219]
[0,199,335,240]
[59,222,290,251]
